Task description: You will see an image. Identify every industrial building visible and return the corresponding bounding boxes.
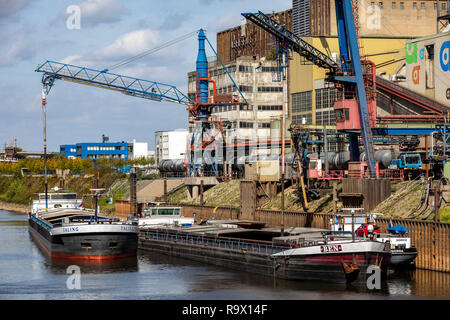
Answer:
[60,142,128,160]
[216,10,292,64]
[60,139,149,160]
[288,35,416,128]
[187,56,284,149]
[154,129,189,166]
[293,0,443,37]
[400,31,450,107]
[205,3,449,158]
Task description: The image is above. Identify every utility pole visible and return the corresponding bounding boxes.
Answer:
[93,179,99,222]
[281,52,288,237]
[42,88,48,211]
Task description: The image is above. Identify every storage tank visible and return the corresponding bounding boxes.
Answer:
[235,155,248,172]
[360,149,400,169]
[172,159,185,172]
[158,159,172,173]
[307,152,338,168]
[333,151,350,169]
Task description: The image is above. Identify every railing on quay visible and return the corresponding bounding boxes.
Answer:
[141,229,291,255]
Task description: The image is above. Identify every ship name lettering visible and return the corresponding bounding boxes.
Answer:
[320,245,342,253]
[120,226,134,231]
[63,227,79,232]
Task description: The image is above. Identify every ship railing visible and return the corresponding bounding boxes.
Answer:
[32,215,52,231]
[142,230,291,255]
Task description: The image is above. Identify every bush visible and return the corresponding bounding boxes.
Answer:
[1,178,31,205]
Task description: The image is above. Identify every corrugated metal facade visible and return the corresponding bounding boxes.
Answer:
[216,10,293,64]
[293,0,310,36]
[293,0,331,36]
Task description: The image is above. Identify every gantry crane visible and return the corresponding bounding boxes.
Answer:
[242,0,377,178]
[35,29,247,178]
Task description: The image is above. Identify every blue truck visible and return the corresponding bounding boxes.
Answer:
[391,152,422,178]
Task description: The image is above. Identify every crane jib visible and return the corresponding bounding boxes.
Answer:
[35,60,193,105]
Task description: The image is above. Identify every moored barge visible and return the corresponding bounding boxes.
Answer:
[138,223,391,284]
[29,192,138,260]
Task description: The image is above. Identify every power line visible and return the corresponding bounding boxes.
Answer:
[106,29,200,72]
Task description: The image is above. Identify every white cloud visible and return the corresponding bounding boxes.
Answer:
[67,0,130,27]
[210,13,242,32]
[60,55,84,65]
[95,29,163,60]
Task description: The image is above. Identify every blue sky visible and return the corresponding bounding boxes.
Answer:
[0,0,291,152]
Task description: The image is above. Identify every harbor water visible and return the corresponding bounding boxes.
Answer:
[0,209,449,300]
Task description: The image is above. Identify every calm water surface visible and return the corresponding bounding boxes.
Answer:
[0,209,449,300]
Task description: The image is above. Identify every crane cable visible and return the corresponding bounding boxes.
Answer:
[106,29,200,72]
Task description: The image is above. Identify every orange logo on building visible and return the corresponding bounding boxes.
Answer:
[412,66,420,85]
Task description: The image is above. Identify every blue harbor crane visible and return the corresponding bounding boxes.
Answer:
[242,0,378,177]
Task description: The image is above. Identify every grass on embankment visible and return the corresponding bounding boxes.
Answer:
[0,173,128,215]
[168,179,241,207]
[168,179,340,213]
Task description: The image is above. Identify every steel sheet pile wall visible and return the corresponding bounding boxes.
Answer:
[413,269,450,298]
[375,217,450,273]
[115,200,132,220]
[180,204,238,222]
[341,178,391,211]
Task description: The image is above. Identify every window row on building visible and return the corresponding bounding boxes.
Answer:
[214,85,237,95]
[86,146,124,151]
[259,66,278,73]
[87,154,125,159]
[210,65,237,77]
[378,1,447,10]
[212,105,238,113]
[316,110,337,126]
[316,87,338,110]
[257,86,283,93]
[238,65,253,73]
[236,121,271,129]
[292,91,313,114]
[239,85,253,92]
[212,104,284,113]
[239,121,254,128]
[292,113,313,125]
[257,105,283,111]
[206,64,279,78]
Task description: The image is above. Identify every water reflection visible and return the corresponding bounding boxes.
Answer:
[0,220,28,226]
[45,256,139,274]
[137,250,394,298]
[413,269,450,298]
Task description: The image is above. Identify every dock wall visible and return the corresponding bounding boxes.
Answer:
[179,204,450,273]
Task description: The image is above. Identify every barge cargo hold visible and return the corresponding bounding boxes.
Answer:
[138,224,391,284]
